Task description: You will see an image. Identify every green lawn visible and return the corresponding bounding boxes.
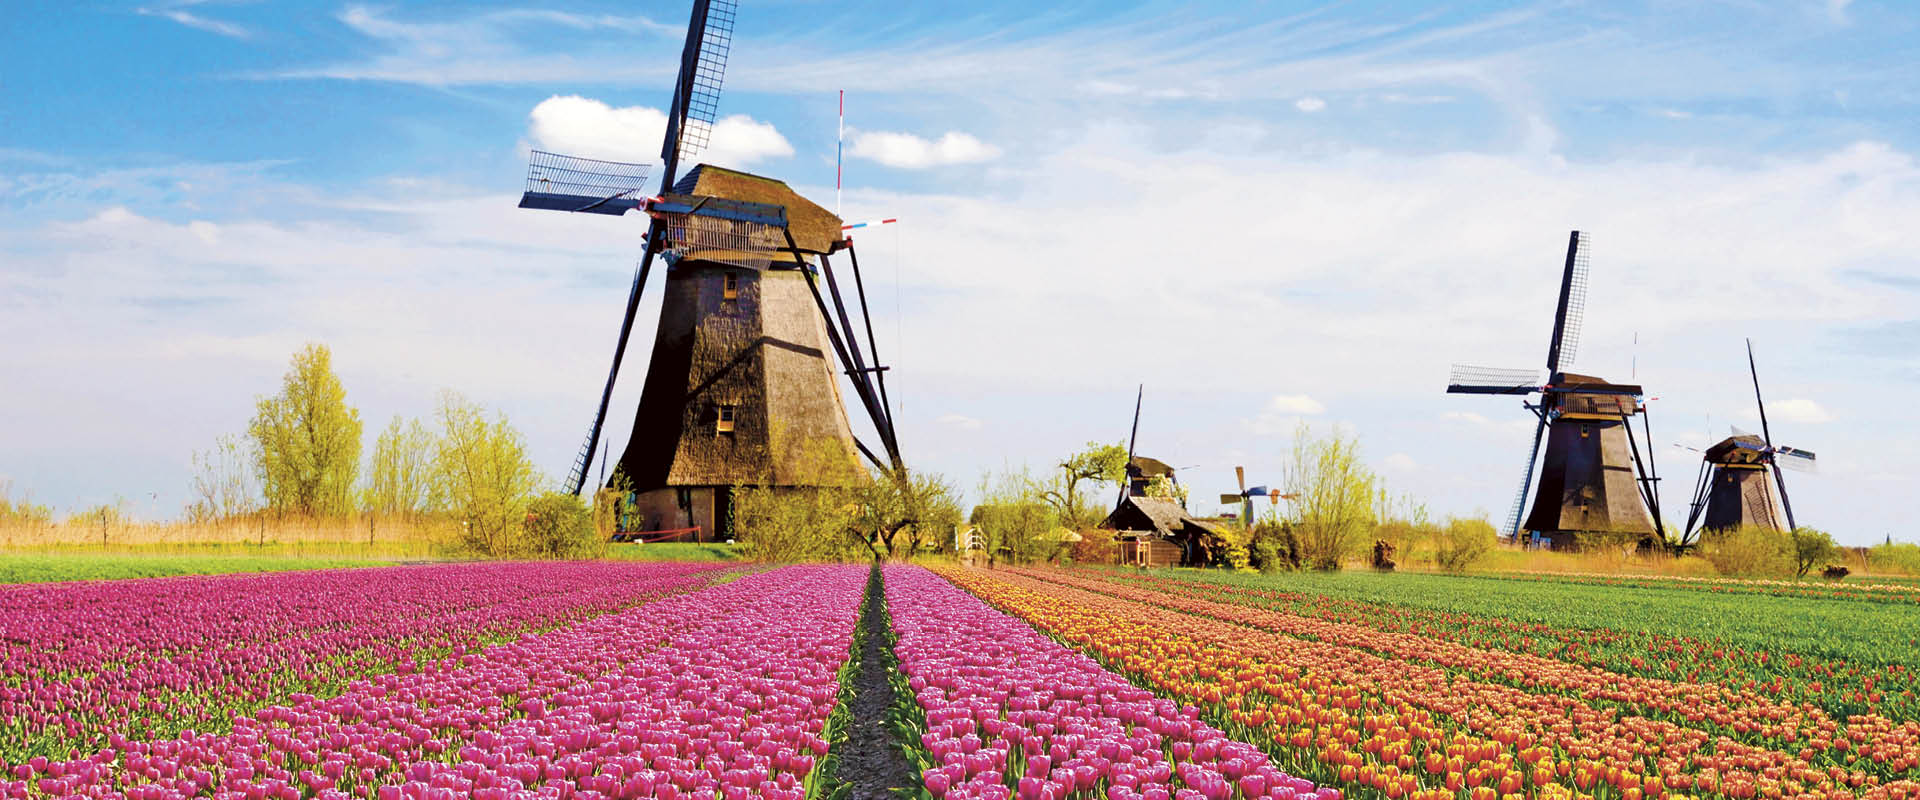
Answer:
[0,553,397,584]
[604,541,743,562]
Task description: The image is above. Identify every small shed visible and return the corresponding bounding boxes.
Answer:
[1102,495,1226,568]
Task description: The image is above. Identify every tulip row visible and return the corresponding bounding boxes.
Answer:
[885,565,1331,800]
[1,564,864,800]
[944,566,1920,800]
[1027,568,1920,779]
[1494,573,1920,606]
[1103,570,1917,726]
[0,561,733,763]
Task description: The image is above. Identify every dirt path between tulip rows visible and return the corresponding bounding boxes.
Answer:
[834,566,920,800]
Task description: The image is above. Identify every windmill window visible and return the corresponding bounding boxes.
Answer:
[716,404,737,433]
[723,271,740,300]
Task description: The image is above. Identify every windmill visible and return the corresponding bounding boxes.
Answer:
[1444,231,1665,550]
[516,0,903,540]
[1218,466,1288,526]
[1678,340,1816,543]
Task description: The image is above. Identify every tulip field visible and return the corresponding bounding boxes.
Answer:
[1,559,1914,800]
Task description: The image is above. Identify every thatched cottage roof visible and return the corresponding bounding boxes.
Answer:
[1101,495,1224,539]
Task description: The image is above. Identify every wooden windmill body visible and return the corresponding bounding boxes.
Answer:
[513,0,904,542]
[617,166,862,538]
[1695,435,1788,532]
[1679,341,1815,543]
[1446,231,1665,551]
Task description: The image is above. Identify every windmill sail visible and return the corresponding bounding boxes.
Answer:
[1775,446,1817,472]
[518,150,652,215]
[1447,365,1541,395]
[1504,414,1549,537]
[1545,231,1590,374]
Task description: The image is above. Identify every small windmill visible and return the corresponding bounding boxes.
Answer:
[515,0,903,539]
[1679,340,1817,543]
[1219,466,1288,526]
[1444,231,1665,549]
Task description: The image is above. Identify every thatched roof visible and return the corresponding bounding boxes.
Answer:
[673,165,844,255]
[1101,495,1224,539]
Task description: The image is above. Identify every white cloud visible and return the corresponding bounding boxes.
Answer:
[525,95,792,170]
[1383,453,1419,472]
[138,7,251,39]
[1294,96,1328,113]
[936,413,984,430]
[1266,394,1326,414]
[1747,398,1834,424]
[1827,0,1854,25]
[849,131,1000,169]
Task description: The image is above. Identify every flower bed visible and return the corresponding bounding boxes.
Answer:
[885,565,1330,800]
[3,564,862,800]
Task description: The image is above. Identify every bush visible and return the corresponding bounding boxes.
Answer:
[1436,516,1497,572]
[1248,520,1301,573]
[1068,531,1119,565]
[523,491,601,558]
[1700,524,1794,576]
[1868,542,1920,575]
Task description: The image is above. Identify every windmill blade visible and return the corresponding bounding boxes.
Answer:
[1447,365,1542,395]
[1544,231,1591,374]
[518,150,652,215]
[1219,494,1243,506]
[1236,466,1247,494]
[1117,385,1143,510]
[1504,413,1550,538]
[1775,446,1817,473]
[663,0,737,171]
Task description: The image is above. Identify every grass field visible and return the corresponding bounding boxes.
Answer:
[604,541,743,561]
[0,552,398,583]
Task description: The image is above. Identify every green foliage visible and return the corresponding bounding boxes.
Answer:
[1039,441,1129,530]
[1790,526,1840,578]
[1435,515,1497,572]
[1700,523,1794,576]
[1248,518,1302,573]
[1372,490,1432,562]
[249,343,364,517]
[1282,422,1378,570]
[363,415,435,516]
[972,468,1065,565]
[522,491,602,558]
[732,432,871,562]
[855,469,964,560]
[1869,542,1920,575]
[187,434,258,523]
[429,391,542,557]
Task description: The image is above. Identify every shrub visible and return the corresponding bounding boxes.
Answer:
[1068,530,1119,565]
[523,491,602,558]
[1789,527,1838,578]
[1868,542,1920,576]
[1248,520,1301,573]
[1283,423,1378,570]
[1700,524,1793,576]
[1436,516,1497,572]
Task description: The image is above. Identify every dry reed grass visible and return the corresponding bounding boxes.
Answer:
[0,514,456,560]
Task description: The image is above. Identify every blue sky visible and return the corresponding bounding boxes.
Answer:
[3,0,1917,544]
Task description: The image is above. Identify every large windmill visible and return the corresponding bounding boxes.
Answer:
[517,0,902,540]
[1678,340,1816,544]
[1445,231,1665,550]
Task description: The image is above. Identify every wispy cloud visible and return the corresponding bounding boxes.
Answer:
[260,6,680,86]
[137,6,251,40]
[523,95,792,169]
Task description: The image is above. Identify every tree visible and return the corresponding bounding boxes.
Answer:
[731,430,869,563]
[848,468,964,560]
[363,415,435,516]
[1039,441,1129,530]
[249,343,363,517]
[1435,516,1497,572]
[524,491,602,558]
[1282,422,1378,570]
[973,468,1064,565]
[1790,526,1839,578]
[187,434,259,522]
[429,391,542,557]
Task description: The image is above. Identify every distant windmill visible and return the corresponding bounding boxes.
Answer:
[1679,340,1816,544]
[515,0,903,540]
[1219,466,1289,526]
[1444,231,1665,549]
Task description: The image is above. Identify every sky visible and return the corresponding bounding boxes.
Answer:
[2,0,1916,545]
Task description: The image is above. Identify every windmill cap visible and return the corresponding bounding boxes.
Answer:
[672,164,845,255]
